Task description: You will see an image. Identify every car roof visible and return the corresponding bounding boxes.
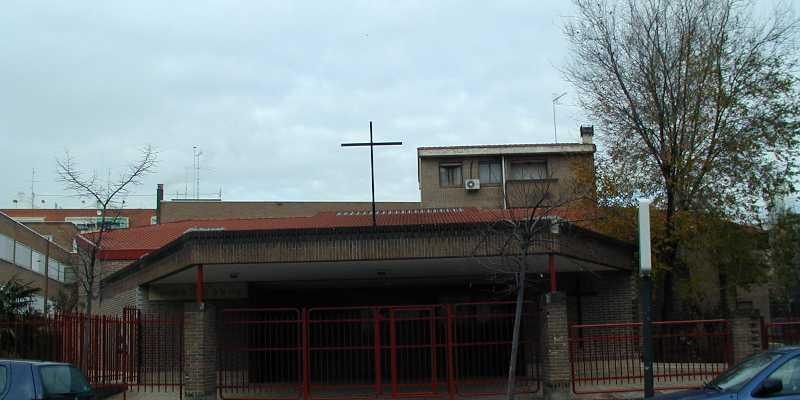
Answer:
[766,347,800,356]
[0,359,73,367]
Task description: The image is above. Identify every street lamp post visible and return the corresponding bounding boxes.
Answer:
[639,198,654,398]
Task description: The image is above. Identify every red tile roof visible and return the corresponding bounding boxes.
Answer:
[95,207,586,260]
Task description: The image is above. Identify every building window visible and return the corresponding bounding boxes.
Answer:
[32,250,44,274]
[14,242,32,269]
[0,234,13,263]
[65,216,129,231]
[48,258,61,281]
[479,160,502,184]
[11,217,45,223]
[510,161,548,180]
[439,163,463,187]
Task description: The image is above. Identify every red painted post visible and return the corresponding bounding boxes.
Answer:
[390,310,398,398]
[195,264,204,306]
[446,305,455,400]
[373,307,382,395]
[302,308,310,400]
[548,254,557,293]
[430,308,438,394]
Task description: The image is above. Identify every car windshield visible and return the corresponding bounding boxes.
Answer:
[708,352,783,392]
[39,365,92,396]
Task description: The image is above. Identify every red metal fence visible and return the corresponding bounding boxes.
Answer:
[763,320,800,349]
[569,319,731,395]
[218,301,540,400]
[0,307,183,398]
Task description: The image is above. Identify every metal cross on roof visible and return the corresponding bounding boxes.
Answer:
[341,121,402,227]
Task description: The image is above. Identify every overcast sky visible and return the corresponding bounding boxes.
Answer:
[1,1,796,210]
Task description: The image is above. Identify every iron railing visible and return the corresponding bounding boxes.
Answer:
[217,301,540,400]
[569,319,731,395]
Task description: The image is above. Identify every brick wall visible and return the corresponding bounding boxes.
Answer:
[540,292,570,400]
[184,303,217,399]
[565,271,636,326]
[93,259,137,315]
[98,286,142,316]
[731,309,763,363]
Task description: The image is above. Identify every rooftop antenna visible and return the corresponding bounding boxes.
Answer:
[552,92,567,143]
[30,169,37,208]
[193,146,202,199]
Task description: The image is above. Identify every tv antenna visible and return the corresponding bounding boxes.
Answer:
[552,92,567,142]
[193,146,203,199]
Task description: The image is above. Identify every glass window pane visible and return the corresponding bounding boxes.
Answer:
[63,266,75,283]
[14,243,32,269]
[765,356,800,395]
[491,163,502,182]
[48,259,59,280]
[0,234,13,262]
[479,161,502,184]
[0,365,6,393]
[439,164,462,186]
[39,365,91,396]
[510,162,547,180]
[32,250,44,273]
[439,167,448,185]
[479,163,490,181]
[710,352,782,391]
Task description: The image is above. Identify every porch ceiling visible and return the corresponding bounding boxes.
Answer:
[151,255,617,285]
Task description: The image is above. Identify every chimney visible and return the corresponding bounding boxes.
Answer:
[156,184,164,224]
[580,125,594,145]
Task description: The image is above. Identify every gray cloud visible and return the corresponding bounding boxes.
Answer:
[1,0,794,209]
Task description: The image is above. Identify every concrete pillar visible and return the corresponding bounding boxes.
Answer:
[540,292,570,400]
[731,307,763,364]
[184,303,217,400]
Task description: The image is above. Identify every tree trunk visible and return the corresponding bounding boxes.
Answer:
[718,271,730,317]
[81,250,96,371]
[661,190,678,320]
[505,264,527,399]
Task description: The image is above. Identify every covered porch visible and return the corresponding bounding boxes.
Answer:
[100,220,634,399]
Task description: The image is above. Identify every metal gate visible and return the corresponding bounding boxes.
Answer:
[0,307,184,398]
[218,301,539,400]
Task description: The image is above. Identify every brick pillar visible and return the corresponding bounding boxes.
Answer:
[540,292,570,400]
[731,307,763,364]
[184,303,217,400]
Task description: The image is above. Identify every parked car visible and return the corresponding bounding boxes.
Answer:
[0,360,95,400]
[656,347,800,399]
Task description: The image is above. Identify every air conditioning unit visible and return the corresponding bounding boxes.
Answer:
[465,179,481,190]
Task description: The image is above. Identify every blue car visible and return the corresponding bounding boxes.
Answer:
[0,360,95,400]
[656,347,800,399]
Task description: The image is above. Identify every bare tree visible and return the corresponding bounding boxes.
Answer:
[474,174,592,399]
[57,145,157,316]
[564,0,799,317]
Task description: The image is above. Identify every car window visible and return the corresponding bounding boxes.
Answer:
[762,357,800,396]
[38,365,91,396]
[711,352,784,392]
[0,365,7,394]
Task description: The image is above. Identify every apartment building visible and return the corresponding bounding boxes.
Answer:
[0,212,76,312]
[0,208,156,232]
[418,126,595,208]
